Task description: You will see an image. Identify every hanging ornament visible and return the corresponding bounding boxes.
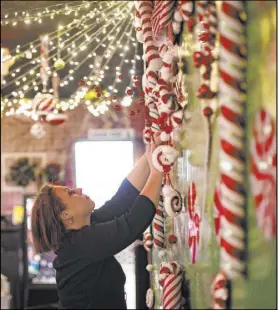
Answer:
[250,109,276,240]
[30,122,46,139]
[152,145,179,173]
[162,185,183,217]
[54,58,65,70]
[211,271,231,309]
[32,92,55,113]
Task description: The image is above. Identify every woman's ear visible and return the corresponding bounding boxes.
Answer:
[60,210,70,220]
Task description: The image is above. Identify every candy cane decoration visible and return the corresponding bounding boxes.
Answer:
[211,271,231,309]
[187,182,200,264]
[153,195,165,250]
[208,1,218,48]
[219,1,248,279]
[159,261,183,309]
[178,0,194,32]
[250,109,277,240]
[40,35,49,93]
[138,1,162,71]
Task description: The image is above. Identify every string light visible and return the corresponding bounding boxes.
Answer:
[1,2,140,118]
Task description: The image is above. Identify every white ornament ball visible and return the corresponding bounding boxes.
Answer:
[160,131,170,142]
[30,122,46,139]
[146,264,153,272]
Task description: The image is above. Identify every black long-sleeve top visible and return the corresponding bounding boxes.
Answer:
[53,178,156,309]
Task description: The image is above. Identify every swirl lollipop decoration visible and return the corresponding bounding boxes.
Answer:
[250,109,277,240]
[163,185,183,217]
[187,182,200,264]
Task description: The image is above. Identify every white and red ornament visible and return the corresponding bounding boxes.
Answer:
[152,145,179,173]
[162,185,183,217]
[211,271,231,309]
[187,182,200,264]
[32,93,55,113]
[143,232,154,252]
[250,109,276,240]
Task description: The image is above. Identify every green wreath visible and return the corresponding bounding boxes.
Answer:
[6,157,38,187]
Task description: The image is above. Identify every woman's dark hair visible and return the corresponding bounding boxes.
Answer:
[31,183,66,253]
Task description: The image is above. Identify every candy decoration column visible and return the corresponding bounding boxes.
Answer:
[218,1,248,279]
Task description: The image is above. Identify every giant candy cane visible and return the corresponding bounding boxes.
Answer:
[218,1,248,279]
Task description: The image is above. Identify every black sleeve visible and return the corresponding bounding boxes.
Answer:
[90,178,140,223]
[75,195,155,261]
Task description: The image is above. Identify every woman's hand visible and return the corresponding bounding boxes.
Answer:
[146,141,163,175]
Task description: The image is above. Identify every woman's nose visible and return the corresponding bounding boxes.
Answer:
[75,188,83,195]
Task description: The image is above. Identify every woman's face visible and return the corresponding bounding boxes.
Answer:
[54,186,95,222]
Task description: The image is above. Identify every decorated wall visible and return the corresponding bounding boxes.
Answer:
[136,1,276,309]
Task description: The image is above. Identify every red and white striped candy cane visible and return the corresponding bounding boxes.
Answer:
[159,261,183,309]
[187,182,200,264]
[211,271,231,309]
[40,35,49,93]
[197,0,208,23]
[250,109,276,240]
[208,1,218,48]
[219,1,247,279]
[151,0,175,41]
[138,1,162,71]
[153,195,165,250]
[178,0,194,21]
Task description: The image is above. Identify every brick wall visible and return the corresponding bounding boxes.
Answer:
[1,104,145,214]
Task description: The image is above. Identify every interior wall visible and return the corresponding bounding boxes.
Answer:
[1,104,145,214]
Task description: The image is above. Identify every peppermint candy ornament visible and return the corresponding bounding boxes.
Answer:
[162,185,183,217]
[146,288,154,309]
[250,109,277,240]
[152,145,179,173]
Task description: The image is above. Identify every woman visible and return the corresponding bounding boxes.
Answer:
[31,139,163,309]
